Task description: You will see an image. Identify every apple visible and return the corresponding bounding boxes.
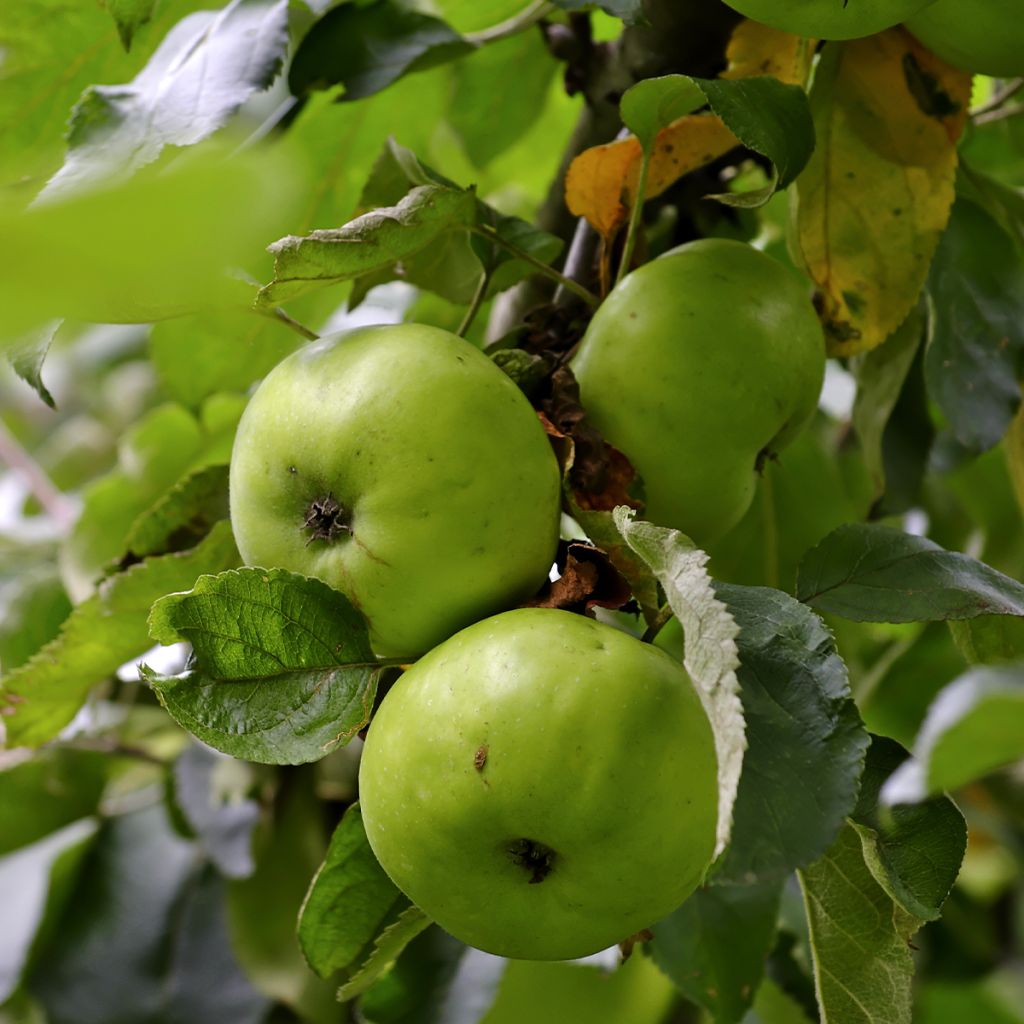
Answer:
[906,0,1024,77]
[570,238,825,546]
[229,324,561,658]
[719,0,936,39]
[358,607,719,961]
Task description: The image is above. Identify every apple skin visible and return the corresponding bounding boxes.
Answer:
[570,239,825,546]
[906,0,1024,77]
[229,324,561,658]
[358,608,718,961]
[720,0,936,38]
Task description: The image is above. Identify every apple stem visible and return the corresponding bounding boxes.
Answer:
[457,271,491,338]
[616,146,652,289]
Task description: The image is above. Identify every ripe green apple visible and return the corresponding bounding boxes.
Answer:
[570,239,825,546]
[719,0,936,38]
[358,608,718,961]
[906,0,1023,77]
[229,324,561,658]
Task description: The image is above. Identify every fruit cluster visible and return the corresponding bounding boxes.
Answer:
[229,238,826,959]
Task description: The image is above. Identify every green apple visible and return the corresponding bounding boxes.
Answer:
[229,324,561,658]
[358,608,718,961]
[907,0,1023,77]
[720,0,936,38]
[570,239,825,545]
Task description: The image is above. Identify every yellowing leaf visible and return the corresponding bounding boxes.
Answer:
[722,18,815,86]
[565,116,737,240]
[791,29,971,357]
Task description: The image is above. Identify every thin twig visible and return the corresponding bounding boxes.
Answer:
[271,306,320,341]
[0,418,77,531]
[465,0,555,46]
[974,102,1024,127]
[470,224,600,307]
[457,272,491,337]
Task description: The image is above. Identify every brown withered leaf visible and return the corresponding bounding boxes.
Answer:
[525,542,633,613]
[791,29,971,357]
[722,18,815,86]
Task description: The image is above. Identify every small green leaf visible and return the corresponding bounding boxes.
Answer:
[338,905,432,1003]
[8,321,61,409]
[620,76,706,148]
[299,804,421,982]
[146,568,385,765]
[613,508,745,861]
[798,823,918,1024]
[289,0,474,101]
[258,184,478,307]
[105,0,158,50]
[0,521,240,748]
[924,198,1024,454]
[883,665,1024,802]
[948,615,1024,665]
[852,736,965,922]
[647,880,782,1024]
[797,523,1024,623]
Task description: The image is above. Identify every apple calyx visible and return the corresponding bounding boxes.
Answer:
[507,837,557,884]
[302,494,351,545]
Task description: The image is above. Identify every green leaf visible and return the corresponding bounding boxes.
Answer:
[105,0,158,50]
[338,904,433,1003]
[289,0,474,101]
[620,76,706,148]
[851,736,965,922]
[713,585,868,885]
[146,568,385,765]
[647,880,782,1024]
[258,184,478,306]
[0,568,72,674]
[0,751,107,856]
[924,197,1024,454]
[948,615,1024,665]
[119,464,231,565]
[613,509,745,861]
[44,0,290,197]
[798,823,918,1024]
[797,523,1024,623]
[0,520,239,748]
[882,665,1024,802]
[851,306,925,499]
[8,321,61,409]
[299,803,418,981]
[449,30,558,168]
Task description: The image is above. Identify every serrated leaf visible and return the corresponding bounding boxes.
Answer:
[647,880,782,1024]
[796,523,1024,623]
[798,823,918,1024]
[712,585,868,885]
[851,306,925,499]
[613,509,744,859]
[289,0,474,101]
[791,30,971,356]
[8,321,61,409]
[338,906,433,1002]
[852,736,965,922]
[120,464,230,565]
[923,198,1024,454]
[300,804,420,982]
[146,568,385,765]
[106,0,158,50]
[258,184,477,307]
[42,0,289,198]
[0,521,239,748]
[882,665,1024,803]
[620,76,706,148]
